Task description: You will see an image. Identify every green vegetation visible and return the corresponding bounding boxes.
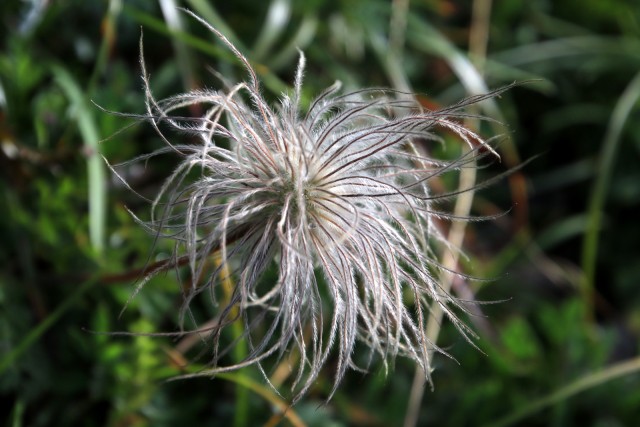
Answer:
[1,0,639,426]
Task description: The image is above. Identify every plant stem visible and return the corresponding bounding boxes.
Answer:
[486,355,640,427]
[215,255,250,427]
[581,70,640,319]
[0,279,96,374]
[404,1,492,426]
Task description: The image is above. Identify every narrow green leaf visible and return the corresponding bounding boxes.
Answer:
[122,4,290,95]
[251,0,291,60]
[486,356,640,427]
[0,279,96,375]
[581,70,640,315]
[159,0,197,91]
[52,66,106,255]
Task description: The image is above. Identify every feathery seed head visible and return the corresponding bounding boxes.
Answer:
[117,10,504,401]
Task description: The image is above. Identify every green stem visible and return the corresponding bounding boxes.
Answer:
[232,320,249,427]
[486,356,640,427]
[216,257,249,427]
[53,65,106,255]
[121,4,289,95]
[216,373,306,427]
[405,1,494,425]
[0,280,96,374]
[581,70,640,317]
[52,0,119,256]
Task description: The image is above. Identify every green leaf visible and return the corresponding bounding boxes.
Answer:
[51,65,107,255]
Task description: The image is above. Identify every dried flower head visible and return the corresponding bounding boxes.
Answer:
[114,11,506,401]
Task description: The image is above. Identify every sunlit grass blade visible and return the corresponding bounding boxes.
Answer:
[121,4,289,94]
[406,11,532,231]
[122,3,228,58]
[267,15,317,71]
[251,0,291,60]
[52,65,106,255]
[406,14,500,117]
[159,0,197,91]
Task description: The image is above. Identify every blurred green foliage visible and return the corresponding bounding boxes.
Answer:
[1,0,639,426]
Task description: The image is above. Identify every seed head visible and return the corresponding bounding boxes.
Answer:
[115,11,505,401]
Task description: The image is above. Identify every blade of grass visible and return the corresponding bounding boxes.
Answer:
[159,0,198,92]
[406,9,531,230]
[184,0,247,51]
[405,2,493,426]
[87,0,121,95]
[122,4,229,58]
[581,70,640,318]
[54,0,119,256]
[387,0,411,92]
[157,367,306,427]
[406,14,498,117]
[252,0,291,61]
[217,373,307,427]
[492,36,640,67]
[267,15,317,71]
[11,398,25,427]
[404,0,504,427]
[0,279,96,374]
[215,254,249,427]
[121,4,289,95]
[485,355,640,427]
[52,65,106,255]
